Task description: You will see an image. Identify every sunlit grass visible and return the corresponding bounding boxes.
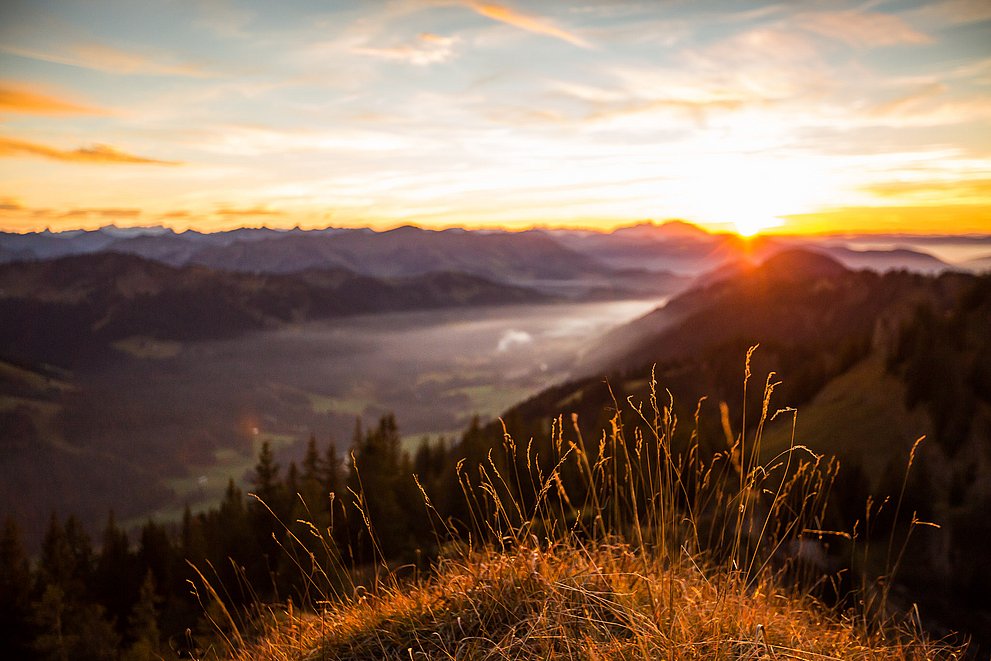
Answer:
[192,350,964,660]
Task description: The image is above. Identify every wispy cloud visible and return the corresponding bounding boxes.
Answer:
[60,207,142,218]
[1,42,210,77]
[202,125,420,156]
[0,83,103,115]
[864,177,991,202]
[907,0,991,28]
[464,2,591,48]
[554,65,782,130]
[865,96,991,127]
[0,136,181,165]
[353,33,459,66]
[795,10,932,48]
[869,83,947,117]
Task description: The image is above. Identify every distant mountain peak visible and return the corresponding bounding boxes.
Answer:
[656,219,709,236]
[385,224,425,235]
[758,249,848,280]
[613,219,709,240]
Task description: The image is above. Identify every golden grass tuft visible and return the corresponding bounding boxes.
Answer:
[246,539,958,660]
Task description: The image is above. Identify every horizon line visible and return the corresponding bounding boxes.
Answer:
[3,219,991,240]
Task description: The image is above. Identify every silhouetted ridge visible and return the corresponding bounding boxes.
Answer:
[0,251,549,368]
[757,249,848,281]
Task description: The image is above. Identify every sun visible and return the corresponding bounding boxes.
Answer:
[672,148,837,240]
[734,216,777,238]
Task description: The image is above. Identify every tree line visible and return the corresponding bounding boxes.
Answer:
[0,411,528,659]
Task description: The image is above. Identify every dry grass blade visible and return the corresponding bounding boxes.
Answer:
[203,351,963,661]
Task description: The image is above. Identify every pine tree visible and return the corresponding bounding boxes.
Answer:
[122,571,161,661]
[137,520,174,598]
[0,517,35,656]
[286,461,300,511]
[180,505,207,564]
[38,514,84,599]
[302,433,321,485]
[300,433,327,518]
[34,514,119,660]
[323,442,343,503]
[249,440,286,599]
[94,511,137,631]
[347,415,408,560]
[253,441,279,506]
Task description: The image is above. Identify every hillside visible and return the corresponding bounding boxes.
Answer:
[0,251,549,368]
[479,254,991,648]
[577,250,963,382]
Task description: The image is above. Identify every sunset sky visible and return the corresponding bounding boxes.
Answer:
[1,0,989,235]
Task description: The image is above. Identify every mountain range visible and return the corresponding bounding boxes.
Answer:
[0,251,556,369]
[3,222,988,283]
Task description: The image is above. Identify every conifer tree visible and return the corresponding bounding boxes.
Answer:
[34,514,119,660]
[347,415,408,560]
[300,433,327,519]
[38,514,84,599]
[0,517,35,656]
[95,511,137,631]
[137,520,173,596]
[180,505,207,564]
[122,571,161,661]
[323,442,343,503]
[286,461,300,509]
[302,433,321,485]
[253,440,281,506]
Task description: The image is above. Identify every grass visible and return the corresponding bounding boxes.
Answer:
[247,542,949,660]
[194,349,965,660]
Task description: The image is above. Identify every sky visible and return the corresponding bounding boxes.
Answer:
[0,0,989,236]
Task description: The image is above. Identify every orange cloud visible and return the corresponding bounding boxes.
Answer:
[466,2,591,48]
[0,83,102,115]
[783,204,991,234]
[215,206,283,217]
[0,197,25,212]
[60,208,142,219]
[864,178,991,201]
[0,136,181,165]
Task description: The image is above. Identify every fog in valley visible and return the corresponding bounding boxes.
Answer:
[83,298,665,518]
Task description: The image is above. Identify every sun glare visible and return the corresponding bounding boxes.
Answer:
[675,152,836,239]
[734,217,776,237]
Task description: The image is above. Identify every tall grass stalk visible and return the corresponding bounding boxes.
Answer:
[192,349,962,660]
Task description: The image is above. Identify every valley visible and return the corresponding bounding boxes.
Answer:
[1,292,665,546]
